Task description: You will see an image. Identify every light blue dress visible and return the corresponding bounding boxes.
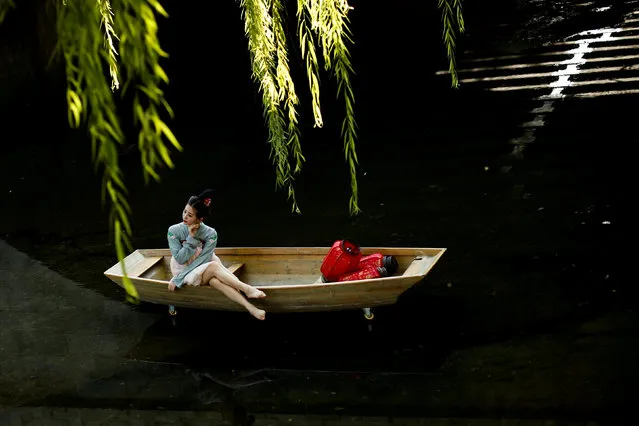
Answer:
[167,222,218,288]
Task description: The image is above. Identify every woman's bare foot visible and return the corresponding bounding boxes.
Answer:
[244,287,266,299]
[249,307,266,320]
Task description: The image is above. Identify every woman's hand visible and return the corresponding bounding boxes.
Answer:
[188,223,200,237]
[186,246,203,266]
[168,281,177,291]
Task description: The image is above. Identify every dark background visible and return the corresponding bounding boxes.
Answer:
[0,0,636,421]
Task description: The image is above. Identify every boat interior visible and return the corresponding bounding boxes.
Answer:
[113,247,446,287]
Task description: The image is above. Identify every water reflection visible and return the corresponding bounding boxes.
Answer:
[436,1,639,163]
[127,299,462,374]
[190,368,266,425]
[510,27,616,160]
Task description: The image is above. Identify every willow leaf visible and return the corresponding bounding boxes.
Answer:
[114,220,139,302]
[272,0,303,211]
[296,0,323,128]
[438,0,464,88]
[113,0,179,184]
[97,0,120,91]
[241,0,299,212]
[56,0,138,305]
[313,0,360,214]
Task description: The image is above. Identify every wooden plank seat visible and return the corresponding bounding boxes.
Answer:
[226,263,244,275]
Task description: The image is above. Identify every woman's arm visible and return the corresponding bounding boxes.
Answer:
[167,224,198,265]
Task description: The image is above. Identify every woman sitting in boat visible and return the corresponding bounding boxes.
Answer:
[167,189,266,320]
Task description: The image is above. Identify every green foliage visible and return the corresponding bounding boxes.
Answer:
[241,0,361,214]
[240,0,301,213]
[297,0,323,128]
[112,0,182,183]
[309,0,360,214]
[0,0,465,302]
[54,0,179,303]
[56,0,139,302]
[97,0,119,91]
[439,0,465,88]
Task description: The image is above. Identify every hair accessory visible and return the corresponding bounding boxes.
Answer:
[203,198,211,207]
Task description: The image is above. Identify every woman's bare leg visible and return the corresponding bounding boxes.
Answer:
[202,262,265,299]
[209,278,266,320]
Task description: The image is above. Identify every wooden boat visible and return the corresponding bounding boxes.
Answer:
[103,247,446,313]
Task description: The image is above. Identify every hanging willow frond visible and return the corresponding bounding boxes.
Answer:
[97,0,120,91]
[53,0,181,303]
[56,0,138,303]
[241,0,301,213]
[312,0,360,215]
[296,0,323,128]
[272,0,305,175]
[0,0,15,25]
[113,0,182,184]
[272,0,303,213]
[439,0,465,88]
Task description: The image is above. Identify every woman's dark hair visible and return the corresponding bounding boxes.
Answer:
[188,189,215,219]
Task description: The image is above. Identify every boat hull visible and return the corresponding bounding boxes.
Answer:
[103,247,445,313]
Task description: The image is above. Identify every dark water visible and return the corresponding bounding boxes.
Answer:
[1,0,637,424]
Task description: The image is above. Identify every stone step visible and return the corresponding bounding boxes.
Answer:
[0,406,605,426]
